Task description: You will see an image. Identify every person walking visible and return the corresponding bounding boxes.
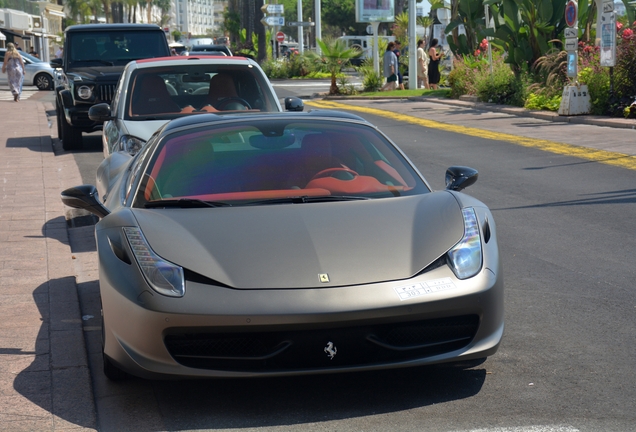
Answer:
[393,41,405,90]
[427,38,444,90]
[380,41,398,92]
[2,42,25,102]
[416,39,429,90]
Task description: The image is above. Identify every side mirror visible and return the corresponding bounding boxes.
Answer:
[61,185,110,219]
[50,58,62,68]
[89,103,113,122]
[285,97,304,112]
[445,166,478,191]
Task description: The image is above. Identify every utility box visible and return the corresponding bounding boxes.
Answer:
[558,84,591,116]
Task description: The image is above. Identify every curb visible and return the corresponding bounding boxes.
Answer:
[321,95,636,130]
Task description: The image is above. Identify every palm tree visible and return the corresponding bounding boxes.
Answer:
[307,38,362,95]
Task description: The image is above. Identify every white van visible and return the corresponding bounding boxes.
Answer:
[337,35,395,66]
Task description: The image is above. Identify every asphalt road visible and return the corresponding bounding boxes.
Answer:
[43,84,636,432]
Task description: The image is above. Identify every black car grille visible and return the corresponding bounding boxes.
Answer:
[97,84,116,103]
[164,315,479,372]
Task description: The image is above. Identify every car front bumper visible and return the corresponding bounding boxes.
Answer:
[100,256,504,379]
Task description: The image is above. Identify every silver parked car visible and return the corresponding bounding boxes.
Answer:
[88,55,303,158]
[0,49,55,90]
[61,110,504,381]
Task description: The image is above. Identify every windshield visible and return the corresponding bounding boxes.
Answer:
[125,64,279,119]
[133,119,429,207]
[67,30,168,67]
[20,52,44,63]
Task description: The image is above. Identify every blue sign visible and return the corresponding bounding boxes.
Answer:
[565,0,578,28]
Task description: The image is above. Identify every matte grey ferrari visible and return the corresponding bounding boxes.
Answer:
[61,110,503,380]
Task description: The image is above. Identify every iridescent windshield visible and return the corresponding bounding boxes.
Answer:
[135,119,430,206]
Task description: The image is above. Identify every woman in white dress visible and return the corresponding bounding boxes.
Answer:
[2,43,25,102]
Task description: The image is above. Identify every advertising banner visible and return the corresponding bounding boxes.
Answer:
[599,9,616,66]
[356,0,395,23]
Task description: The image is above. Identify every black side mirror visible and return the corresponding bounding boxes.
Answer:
[50,58,62,68]
[89,103,113,122]
[445,166,478,191]
[285,97,304,112]
[61,185,110,219]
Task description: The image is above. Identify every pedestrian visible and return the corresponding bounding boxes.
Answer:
[428,38,444,90]
[55,46,63,58]
[393,41,405,90]
[416,39,429,90]
[2,42,25,102]
[380,41,398,92]
[29,48,38,58]
[15,42,22,51]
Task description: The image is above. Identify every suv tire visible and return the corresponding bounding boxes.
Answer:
[61,113,83,150]
[55,100,63,140]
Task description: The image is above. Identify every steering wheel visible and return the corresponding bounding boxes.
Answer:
[310,167,359,182]
[216,97,252,111]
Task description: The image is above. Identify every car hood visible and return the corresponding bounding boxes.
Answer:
[121,119,171,141]
[68,66,125,81]
[132,192,464,289]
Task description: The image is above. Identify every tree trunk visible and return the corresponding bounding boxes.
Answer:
[256,0,266,62]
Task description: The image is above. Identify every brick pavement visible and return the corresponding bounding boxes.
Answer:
[0,97,97,431]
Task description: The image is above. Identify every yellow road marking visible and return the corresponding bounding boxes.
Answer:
[306,100,636,171]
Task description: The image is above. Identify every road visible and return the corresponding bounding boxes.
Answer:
[41,83,636,431]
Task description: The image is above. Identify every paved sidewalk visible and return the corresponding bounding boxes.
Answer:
[0,98,97,431]
[318,96,636,157]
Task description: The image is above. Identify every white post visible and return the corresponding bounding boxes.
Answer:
[315,0,321,54]
[408,0,417,88]
[484,4,493,76]
[297,0,304,54]
[372,21,380,76]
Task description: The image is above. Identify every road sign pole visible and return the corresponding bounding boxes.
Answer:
[297,0,304,54]
[315,0,321,54]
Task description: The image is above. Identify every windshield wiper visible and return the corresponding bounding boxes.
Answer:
[145,198,231,208]
[246,195,370,206]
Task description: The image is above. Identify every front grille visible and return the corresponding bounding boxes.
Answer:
[97,84,116,103]
[164,315,479,372]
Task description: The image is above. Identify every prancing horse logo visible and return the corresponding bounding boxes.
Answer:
[324,341,337,359]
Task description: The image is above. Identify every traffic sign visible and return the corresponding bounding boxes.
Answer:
[564,27,578,38]
[276,31,285,43]
[287,21,315,27]
[261,4,284,14]
[261,16,285,26]
[565,37,578,50]
[565,0,578,27]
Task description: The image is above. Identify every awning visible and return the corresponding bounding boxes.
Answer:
[45,9,66,18]
[0,32,6,41]
[0,28,31,40]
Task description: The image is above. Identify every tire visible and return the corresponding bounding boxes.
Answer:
[55,100,63,140]
[101,313,130,381]
[103,353,130,381]
[34,73,53,90]
[61,112,83,151]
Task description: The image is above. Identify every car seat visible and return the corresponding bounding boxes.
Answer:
[131,74,181,116]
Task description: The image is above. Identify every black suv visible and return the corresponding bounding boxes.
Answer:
[51,24,170,150]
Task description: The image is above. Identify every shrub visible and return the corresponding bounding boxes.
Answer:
[448,58,475,98]
[524,93,561,111]
[474,55,526,106]
[357,60,383,92]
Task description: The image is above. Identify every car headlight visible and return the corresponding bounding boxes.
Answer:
[447,208,483,280]
[77,85,93,100]
[123,227,185,297]
[118,135,146,155]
